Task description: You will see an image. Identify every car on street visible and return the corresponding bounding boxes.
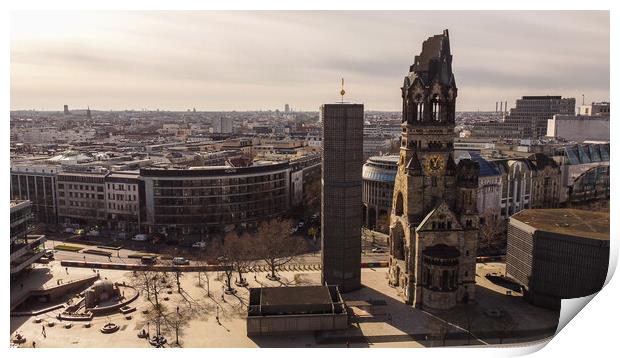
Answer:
[75,229,85,236]
[140,256,157,265]
[132,234,150,242]
[43,249,54,259]
[172,257,190,265]
[371,247,386,253]
[192,241,207,249]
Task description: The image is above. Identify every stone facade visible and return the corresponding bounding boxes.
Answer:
[388,30,479,310]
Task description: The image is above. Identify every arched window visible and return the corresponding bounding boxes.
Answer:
[417,102,424,121]
[431,94,440,121]
[391,222,405,261]
[395,191,404,216]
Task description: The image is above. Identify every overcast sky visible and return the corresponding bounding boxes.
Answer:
[10,11,609,112]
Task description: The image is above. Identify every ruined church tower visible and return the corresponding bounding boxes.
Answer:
[388,30,479,309]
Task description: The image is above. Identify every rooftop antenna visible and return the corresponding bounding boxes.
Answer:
[340,78,346,103]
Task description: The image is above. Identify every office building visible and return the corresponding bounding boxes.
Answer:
[11,200,47,277]
[10,164,60,224]
[362,155,398,232]
[472,96,576,139]
[506,209,609,309]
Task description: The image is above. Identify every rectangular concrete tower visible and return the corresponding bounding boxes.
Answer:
[321,103,363,292]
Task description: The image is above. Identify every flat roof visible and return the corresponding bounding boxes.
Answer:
[512,209,609,241]
[260,286,332,307]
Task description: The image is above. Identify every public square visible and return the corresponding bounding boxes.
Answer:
[10,247,559,348]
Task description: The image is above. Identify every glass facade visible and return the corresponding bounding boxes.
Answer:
[144,166,289,237]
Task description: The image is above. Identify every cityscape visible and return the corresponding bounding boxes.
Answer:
[9,11,610,349]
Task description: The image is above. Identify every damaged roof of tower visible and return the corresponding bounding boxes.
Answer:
[407,29,455,87]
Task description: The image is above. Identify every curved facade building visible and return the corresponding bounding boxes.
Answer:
[141,162,290,239]
[362,155,398,231]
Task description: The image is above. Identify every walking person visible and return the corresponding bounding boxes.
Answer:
[42,325,46,338]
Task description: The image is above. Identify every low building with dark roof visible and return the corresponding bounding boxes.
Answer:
[506,208,609,309]
[246,285,348,336]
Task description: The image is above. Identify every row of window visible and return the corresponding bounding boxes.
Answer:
[58,183,104,192]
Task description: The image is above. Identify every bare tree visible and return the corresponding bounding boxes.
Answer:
[225,231,254,287]
[375,213,391,234]
[131,270,170,308]
[162,306,195,346]
[210,237,236,294]
[478,210,505,254]
[142,302,168,338]
[254,219,307,281]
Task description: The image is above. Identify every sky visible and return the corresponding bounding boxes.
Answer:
[10,11,610,112]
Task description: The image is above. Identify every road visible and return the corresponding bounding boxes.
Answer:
[45,234,389,268]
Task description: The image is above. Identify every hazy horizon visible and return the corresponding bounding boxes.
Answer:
[11,11,610,112]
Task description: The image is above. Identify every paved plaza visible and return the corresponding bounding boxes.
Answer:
[10,255,559,348]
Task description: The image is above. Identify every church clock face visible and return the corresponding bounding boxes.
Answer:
[425,154,445,175]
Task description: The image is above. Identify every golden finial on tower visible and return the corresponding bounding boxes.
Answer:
[340,78,346,103]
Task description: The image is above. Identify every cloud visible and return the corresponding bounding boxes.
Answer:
[10,11,609,111]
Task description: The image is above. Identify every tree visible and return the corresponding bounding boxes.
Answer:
[225,231,255,287]
[210,237,236,294]
[375,213,391,234]
[254,219,307,281]
[162,306,194,346]
[131,270,170,308]
[478,210,505,254]
[142,302,168,338]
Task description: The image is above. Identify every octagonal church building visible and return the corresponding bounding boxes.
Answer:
[388,29,480,310]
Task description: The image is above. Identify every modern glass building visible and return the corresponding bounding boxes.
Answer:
[141,162,291,239]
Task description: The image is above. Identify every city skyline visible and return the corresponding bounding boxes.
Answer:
[11,11,609,112]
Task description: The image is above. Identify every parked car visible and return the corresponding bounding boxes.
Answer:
[87,230,100,236]
[192,241,207,249]
[172,257,190,265]
[298,221,305,228]
[141,256,157,265]
[43,249,54,259]
[64,227,75,234]
[371,247,386,253]
[132,234,150,242]
[75,229,85,236]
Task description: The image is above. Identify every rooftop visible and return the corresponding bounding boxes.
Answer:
[512,209,609,241]
[260,286,333,307]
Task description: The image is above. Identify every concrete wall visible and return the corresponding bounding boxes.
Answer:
[247,313,348,336]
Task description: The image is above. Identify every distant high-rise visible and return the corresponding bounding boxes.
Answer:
[472,96,575,138]
[212,117,233,134]
[63,105,69,115]
[321,102,363,293]
[284,104,290,113]
[86,106,92,119]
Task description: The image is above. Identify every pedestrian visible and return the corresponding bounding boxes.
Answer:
[32,341,36,348]
[254,274,257,281]
[65,267,68,274]
[108,256,111,262]
[176,306,179,314]
[83,255,86,261]
[42,325,46,335]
